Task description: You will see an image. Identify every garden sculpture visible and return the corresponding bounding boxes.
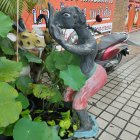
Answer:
[11,18,48,57]
[44,3,107,138]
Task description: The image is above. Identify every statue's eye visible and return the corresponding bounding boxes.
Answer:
[63,13,71,17]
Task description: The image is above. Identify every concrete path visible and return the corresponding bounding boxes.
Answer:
[128,30,140,47]
[80,54,140,140]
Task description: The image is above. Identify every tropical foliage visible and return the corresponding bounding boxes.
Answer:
[0,6,83,139]
[0,0,48,19]
[0,0,90,137]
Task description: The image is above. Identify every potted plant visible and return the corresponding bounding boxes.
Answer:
[0,9,81,140]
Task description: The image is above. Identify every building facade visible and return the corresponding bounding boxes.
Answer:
[22,0,140,33]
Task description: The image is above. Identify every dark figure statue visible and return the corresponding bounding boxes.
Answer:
[40,3,107,138]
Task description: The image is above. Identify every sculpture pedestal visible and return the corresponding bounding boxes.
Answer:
[74,114,99,139]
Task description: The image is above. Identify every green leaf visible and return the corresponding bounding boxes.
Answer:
[59,119,71,130]
[24,51,42,63]
[0,12,13,37]
[19,50,29,66]
[9,81,16,88]
[0,57,22,82]
[59,65,87,91]
[0,37,15,55]
[32,84,55,100]
[54,51,80,70]
[20,110,31,120]
[53,51,68,70]
[49,89,63,104]
[0,82,22,127]
[16,93,29,109]
[59,128,66,137]
[61,110,71,119]
[32,84,62,102]
[33,116,42,122]
[44,51,57,72]
[13,118,61,140]
[59,111,71,130]
[3,124,15,136]
[16,76,32,95]
[44,51,80,72]
[47,120,56,126]
[0,127,5,134]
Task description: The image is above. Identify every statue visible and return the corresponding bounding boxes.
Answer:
[39,3,107,138]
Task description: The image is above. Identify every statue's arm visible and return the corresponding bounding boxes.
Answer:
[59,39,96,55]
[48,24,97,55]
[47,3,97,55]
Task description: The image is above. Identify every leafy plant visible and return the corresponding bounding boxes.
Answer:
[32,84,56,100]
[24,51,42,64]
[0,11,13,37]
[0,6,83,139]
[0,57,22,82]
[45,50,87,91]
[16,76,33,95]
[0,37,15,55]
[13,118,60,140]
[0,127,5,135]
[45,50,80,72]
[32,84,63,103]
[0,82,22,127]
[2,124,15,136]
[0,10,62,140]
[60,65,87,91]
[16,93,29,109]
[0,0,48,20]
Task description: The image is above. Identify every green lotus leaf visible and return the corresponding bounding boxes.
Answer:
[16,76,32,95]
[54,51,80,70]
[53,51,73,70]
[44,51,80,72]
[19,50,29,66]
[0,82,22,127]
[0,127,5,134]
[16,93,29,109]
[0,12,13,37]
[48,89,63,104]
[24,51,42,63]
[0,37,15,55]
[33,84,52,99]
[13,118,61,140]
[0,57,22,82]
[59,65,87,91]
[32,84,63,103]
[3,123,15,136]
[44,51,57,72]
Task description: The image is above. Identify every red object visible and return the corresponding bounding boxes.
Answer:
[136,11,140,28]
[102,45,120,60]
[127,4,135,32]
[64,64,107,110]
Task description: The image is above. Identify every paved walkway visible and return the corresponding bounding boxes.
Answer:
[83,54,140,140]
[128,30,140,47]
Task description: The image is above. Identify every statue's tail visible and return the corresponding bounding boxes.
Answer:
[37,14,48,28]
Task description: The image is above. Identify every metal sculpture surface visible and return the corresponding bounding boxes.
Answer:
[47,3,107,138]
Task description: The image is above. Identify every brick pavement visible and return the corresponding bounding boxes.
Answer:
[82,54,140,140]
